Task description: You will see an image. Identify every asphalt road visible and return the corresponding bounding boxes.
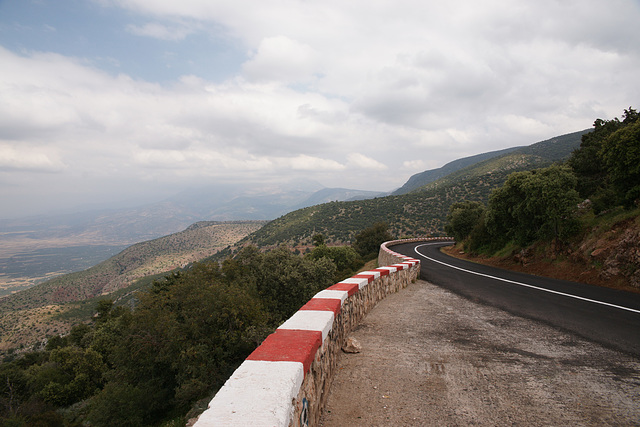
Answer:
[391,240,640,356]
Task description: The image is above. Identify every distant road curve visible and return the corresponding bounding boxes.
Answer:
[391,240,640,356]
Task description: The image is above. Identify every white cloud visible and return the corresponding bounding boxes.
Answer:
[2,0,640,217]
[286,154,345,171]
[403,160,426,170]
[0,144,66,172]
[243,36,322,84]
[347,153,387,170]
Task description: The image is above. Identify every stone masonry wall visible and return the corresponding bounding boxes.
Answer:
[194,238,448,426]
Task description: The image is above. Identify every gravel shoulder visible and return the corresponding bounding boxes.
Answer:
[319,279,640,426]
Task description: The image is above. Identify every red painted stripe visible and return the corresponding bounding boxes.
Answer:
[247,329,321,375]
[328,282,359,296]
[300,298,341,315]
[352,273,375,283]
[372,268,390,276]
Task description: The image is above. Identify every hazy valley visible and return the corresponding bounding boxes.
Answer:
[0,182,381,297]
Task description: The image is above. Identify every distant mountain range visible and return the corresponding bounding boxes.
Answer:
[0,181,384,247]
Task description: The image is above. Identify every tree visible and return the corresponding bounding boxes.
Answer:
[29,346,105,407]
[353,222,393,259]
[306,245,363,281]
[312,233,325,246]
[445,201,486,242]
[95,299,114,323]
[87,382,147,427]
[69,323,92,348]
[600,119,640,207]
[486,165,580,246]
[0,244,339,425]
[568,117,621,199]
[254,246,335,321]
[568,107,640,211]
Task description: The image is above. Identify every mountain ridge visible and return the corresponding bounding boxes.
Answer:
[392,146,524,195]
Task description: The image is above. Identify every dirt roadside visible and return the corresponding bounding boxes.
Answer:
[319,279,640,426]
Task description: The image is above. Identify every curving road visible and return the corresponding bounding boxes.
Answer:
[392,240,640,356]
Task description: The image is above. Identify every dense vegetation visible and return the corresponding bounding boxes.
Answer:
[0,223,390,426]
[448,108,639,255]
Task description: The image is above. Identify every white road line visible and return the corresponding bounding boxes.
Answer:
[414,243,640,315]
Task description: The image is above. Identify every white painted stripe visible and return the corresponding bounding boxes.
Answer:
[358,270,381,279]
[414,243,640,315]
[377,266,398,274]
[278,310,335,341]
[195,360,303,427]
[314,289,348,303]
[339,276,370,289]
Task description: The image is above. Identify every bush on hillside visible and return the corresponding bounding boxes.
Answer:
[353,222,394,260]
[306,244,364,282]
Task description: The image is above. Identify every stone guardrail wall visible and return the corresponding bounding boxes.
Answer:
[194,237,449,426]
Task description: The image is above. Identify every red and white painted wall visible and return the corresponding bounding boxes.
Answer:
[194,238,449,426]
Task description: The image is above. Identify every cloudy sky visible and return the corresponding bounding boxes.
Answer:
[1,0,639,218]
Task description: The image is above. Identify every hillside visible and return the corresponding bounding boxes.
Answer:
[415,129,588,193]
[241,130,588,249]
[0,221,265,351]
[444,108,640,293]
[392,146,522,195]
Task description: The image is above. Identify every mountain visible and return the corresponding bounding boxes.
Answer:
[1,221,266,308]
[240,129,590,249]
[414,129,588,192]
[392,146,523,195]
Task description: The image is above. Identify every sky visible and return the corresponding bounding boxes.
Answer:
[1,0,639,219]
